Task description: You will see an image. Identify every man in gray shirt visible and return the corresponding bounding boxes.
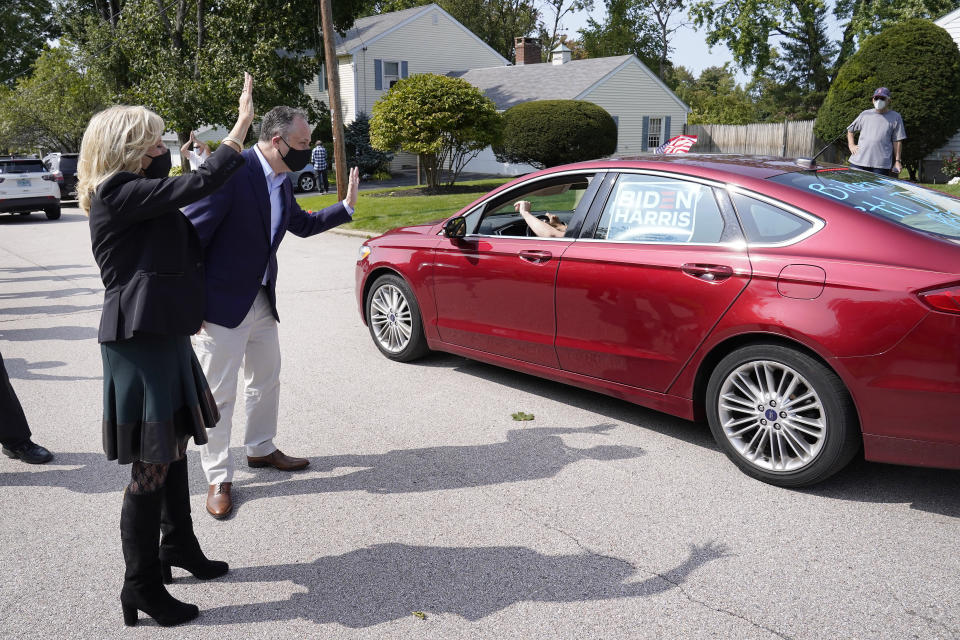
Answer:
[847,87,907,177]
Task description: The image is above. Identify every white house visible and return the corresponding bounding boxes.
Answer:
[305,3,689,176]
[451,45,690,174]
[927,10,960,178]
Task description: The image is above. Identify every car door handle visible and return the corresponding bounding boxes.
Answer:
[519,250,553,264]
[681,263,734,282]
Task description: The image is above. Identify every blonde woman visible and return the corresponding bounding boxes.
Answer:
[78,73,253,627]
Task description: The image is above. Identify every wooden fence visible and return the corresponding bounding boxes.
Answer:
[683,120,837,162]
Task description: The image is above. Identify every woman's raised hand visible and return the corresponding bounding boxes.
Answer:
[238,72,254,126]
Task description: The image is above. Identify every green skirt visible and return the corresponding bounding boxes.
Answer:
[101,334,219,464]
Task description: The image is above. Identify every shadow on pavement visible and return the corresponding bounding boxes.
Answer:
[402,354,960,517]
[198,541,729,628]
[232,424,642,512]
[0,452,126,493]
[0,325,98,341]
[0,286,100,300]
[0,264,90,273]
[2,357,101,381]
[0,303,101,316]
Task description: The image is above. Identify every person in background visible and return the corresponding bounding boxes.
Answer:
[311,139,329,194]
[0,351,54,464]
[847,87,907,177]
[184,107,359,521]
[77,73,253,627]
[180,132,211,171]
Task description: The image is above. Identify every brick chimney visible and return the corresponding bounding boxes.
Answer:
[514,37,541,65]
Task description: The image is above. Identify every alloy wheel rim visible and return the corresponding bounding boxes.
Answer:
[370,284,412,353]
[717,360,826,472]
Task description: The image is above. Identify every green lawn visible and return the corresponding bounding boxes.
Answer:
[299,178,511,234]
[924,183,960,197]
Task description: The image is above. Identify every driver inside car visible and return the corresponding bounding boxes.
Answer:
[514,200,567,238]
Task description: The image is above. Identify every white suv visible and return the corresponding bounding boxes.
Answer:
[0,157,62,220]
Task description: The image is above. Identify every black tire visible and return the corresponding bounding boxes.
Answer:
[705,344,860,487]
[298,173,316,192]
[364,274,429,362]
[45,206,61,220]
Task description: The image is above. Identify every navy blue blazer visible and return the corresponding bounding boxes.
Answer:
[183,147,352,328]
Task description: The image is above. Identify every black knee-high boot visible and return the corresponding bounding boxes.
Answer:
[159,458,228,583]
[120,488,199,627]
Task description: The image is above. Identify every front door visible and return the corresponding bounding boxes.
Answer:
[432,172,597,367]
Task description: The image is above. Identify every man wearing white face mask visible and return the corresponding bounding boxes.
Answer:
[846,87,907,177]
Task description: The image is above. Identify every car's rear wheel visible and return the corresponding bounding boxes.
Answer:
[705,344,860,487]
[365,274,429,362]
[45,206,61,220]
[298,173,315,192]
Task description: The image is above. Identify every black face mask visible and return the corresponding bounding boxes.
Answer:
[143,148,172,179]
[279,136,311,172]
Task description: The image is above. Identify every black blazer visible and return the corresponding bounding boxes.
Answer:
[89,145,245,343]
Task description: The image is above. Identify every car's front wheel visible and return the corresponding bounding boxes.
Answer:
[705,344,860,487]
[45,206,61,220]
[365,274,429,362]
[298,173,316,192]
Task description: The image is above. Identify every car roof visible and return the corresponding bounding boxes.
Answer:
[546,154,830,182]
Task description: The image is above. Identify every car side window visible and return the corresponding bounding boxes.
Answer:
[593,174,725,243]
[730,192,813,243]
[475,175,594,237]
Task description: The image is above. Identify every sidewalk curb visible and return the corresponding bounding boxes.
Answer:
[331,227,378,239]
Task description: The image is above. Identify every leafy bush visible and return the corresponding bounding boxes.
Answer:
[371,74,502,191]
[169,165,182,176]
[493,100,617,169]
[814,19,960,179]
[345,112,392,177]
[942,152,960,179]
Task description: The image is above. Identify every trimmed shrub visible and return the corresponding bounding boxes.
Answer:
[815,19,960,179]
[493,100,617,169]
[345,112,392,177]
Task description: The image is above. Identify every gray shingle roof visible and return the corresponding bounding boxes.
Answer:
[335,5,435,54]
[448,56,633,109]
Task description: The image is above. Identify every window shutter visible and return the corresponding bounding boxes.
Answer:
[401,61,408,78]
[664,116,671,141]
[641,116,650,151]
[319,64,326,92]
[374,59,382,90]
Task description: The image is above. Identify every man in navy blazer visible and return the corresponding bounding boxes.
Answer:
[184,106,359,519]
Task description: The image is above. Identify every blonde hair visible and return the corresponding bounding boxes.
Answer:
[77,105,165,213]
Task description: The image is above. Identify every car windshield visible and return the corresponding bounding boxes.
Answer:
[769,168,960,240]
[0,160,46,174]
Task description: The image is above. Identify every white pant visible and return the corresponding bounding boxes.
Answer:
[193,290,280,484]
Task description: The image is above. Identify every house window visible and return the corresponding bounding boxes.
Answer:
[383,61,400,88]
[647,117,662,149]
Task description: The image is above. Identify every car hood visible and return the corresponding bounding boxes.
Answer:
[375,221,444,238]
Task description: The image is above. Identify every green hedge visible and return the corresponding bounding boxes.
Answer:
[815,19,960,176]
[493,100,617,169]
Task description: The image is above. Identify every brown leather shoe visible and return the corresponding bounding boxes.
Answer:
[206,482,233,519]
[246,449,309,471]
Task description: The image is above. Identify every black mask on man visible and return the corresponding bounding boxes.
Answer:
[143,148,172,179]
[279,136,311,172]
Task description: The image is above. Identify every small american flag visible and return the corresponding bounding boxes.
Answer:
[655,135,698,154]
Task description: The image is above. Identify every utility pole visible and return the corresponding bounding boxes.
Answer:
[319,0,346,200]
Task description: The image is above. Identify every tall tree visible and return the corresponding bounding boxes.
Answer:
[64,0,332,168]
[1,0,60,87]
[670,64,758,124]
[539,0,594,54]
[0,45,110,152]
[578,0,660,69]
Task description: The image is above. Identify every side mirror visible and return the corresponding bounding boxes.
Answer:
[443,216,467,239]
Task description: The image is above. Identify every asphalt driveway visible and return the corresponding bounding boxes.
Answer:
[0,205,958,639]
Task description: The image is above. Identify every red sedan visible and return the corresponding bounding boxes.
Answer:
[355,156,960,487]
